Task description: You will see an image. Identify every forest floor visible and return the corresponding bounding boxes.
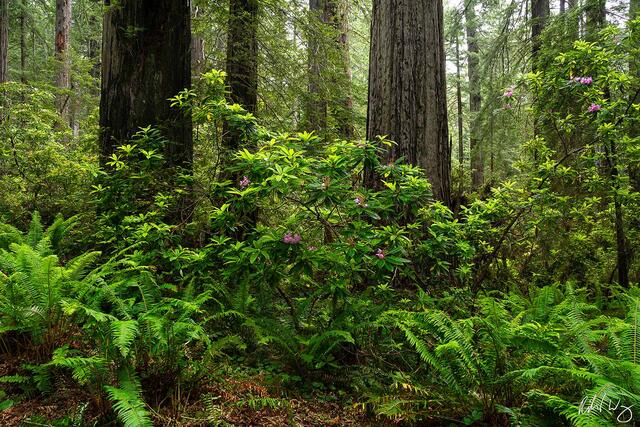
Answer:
[1,352,375,426]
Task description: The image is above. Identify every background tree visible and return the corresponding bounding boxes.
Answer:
[365,0,451,206]
[55,0,72,117]
[0,0,7,83]
[226,0,259,121]
[466,0,483,189]
[531,0,549,71]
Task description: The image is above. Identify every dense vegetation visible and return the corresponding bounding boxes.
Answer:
[1,0,640,426]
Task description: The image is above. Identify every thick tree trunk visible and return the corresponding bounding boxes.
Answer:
[0,0,8,83]
[55,0,72,117]
[307,0,329,132]
[365,0,451,206]
[99,0,192,168]
[226,0,258,130]
[466,0,483,189]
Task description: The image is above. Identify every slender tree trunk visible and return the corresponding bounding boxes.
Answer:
[365,0,451,206]
[307,0,328,132]
[226,0,259,128]
[326,0,354,139]
[566,0,579,41]
[191,5,205,77]
[55,0,72,117]
[585,0,606,40]
[466,0,483,189]
[455,34,463,166]
[0,0,8,83]
[630,0,639,192]
[20,1,27,83]
[88,1,100,78]
[560,0,566,13]
[99,0,192,168]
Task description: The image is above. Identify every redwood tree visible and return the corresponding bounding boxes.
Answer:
[55,0,72,116]
[365,0,451,206]
[0,0,7,83]
[99,0,192,168]
[466,0,483,189]
[226,0,258,122]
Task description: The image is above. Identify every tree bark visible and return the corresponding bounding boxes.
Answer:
[226,0,259,129]
[99,0,192,168]
[0,0,8,83]
[55,0,72,117]
[365,0,451,206]
[466,0,483,189]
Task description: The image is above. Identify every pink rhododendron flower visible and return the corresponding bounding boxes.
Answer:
[283,233,302,244]
[354,197,363,205]
[503,88,514,98]
[375,248,385,259]
[588,103,601,113]
[239,176,251,189]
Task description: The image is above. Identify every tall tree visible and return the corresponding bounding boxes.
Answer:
[365,0,451,206]
[466,0,483,189]
[307,0,329,132]
[20,0,27,83]
[531,0,548,71]
[191,4,205,77]
[585,0,606,39]
[0,0,7,83]
[455,33,463,168]
[326,0,354,139]
[226,0,259,139]
[99,0,192,168]
[55,0,72,117]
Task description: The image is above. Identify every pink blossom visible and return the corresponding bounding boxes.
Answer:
[354,196,363,206]
[283,233,302,244]
[375,248,385,259]
[239,176,251,189]
[588,103,601,113]
[579,77,593,85]
[503,88,514,98]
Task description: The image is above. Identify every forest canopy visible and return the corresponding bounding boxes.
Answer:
[0,0,640,426]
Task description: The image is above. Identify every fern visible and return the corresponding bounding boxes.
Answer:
[105,369,153,427]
